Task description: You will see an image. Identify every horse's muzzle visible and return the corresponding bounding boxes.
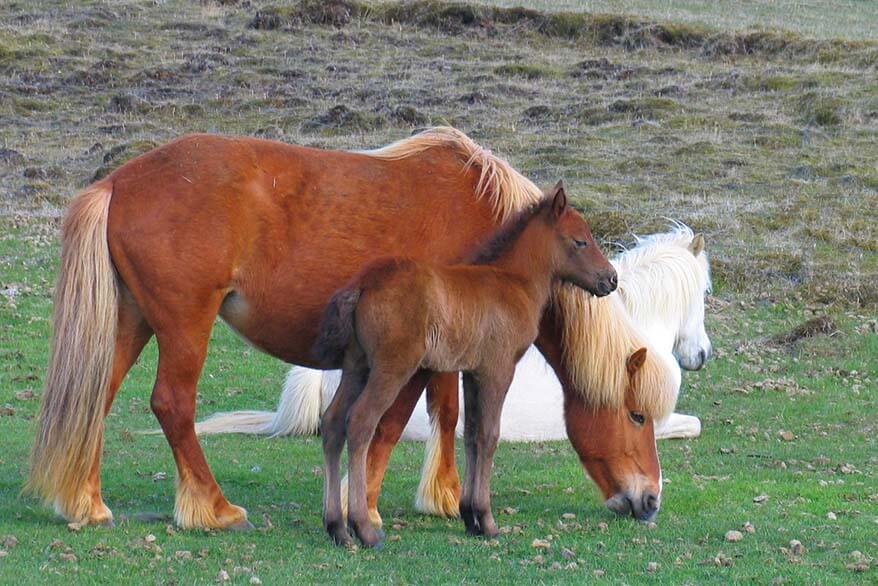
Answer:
[605,490,660,522]
[594,270,618,297]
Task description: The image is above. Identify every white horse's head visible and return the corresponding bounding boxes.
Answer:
[613,224,712,371]
[672,232,712,370]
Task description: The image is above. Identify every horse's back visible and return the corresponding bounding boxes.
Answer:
[101,133,498,365]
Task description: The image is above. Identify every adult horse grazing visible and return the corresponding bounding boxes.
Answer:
[318,189,615,547]
[26,127,656,531]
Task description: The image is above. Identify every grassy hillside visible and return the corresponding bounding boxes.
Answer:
[1,1,875,583]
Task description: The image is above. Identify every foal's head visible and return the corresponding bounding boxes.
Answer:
[543,182,617,297]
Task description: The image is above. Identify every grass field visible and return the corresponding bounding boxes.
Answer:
[1,0,876,583]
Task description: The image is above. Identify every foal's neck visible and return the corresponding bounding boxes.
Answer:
[489,219,557,308]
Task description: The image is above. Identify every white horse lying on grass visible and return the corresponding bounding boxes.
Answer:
[195,223,712,441]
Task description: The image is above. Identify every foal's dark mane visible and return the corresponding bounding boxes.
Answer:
[466,197,553,265]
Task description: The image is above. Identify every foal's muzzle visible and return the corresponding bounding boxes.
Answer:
[594,270,618,297]
[605,490,660,522]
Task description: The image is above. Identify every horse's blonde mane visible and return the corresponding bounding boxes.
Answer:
[554,284,680,419]
[365,128,680,417]
[613,223,711,331]
[363,126,544,221]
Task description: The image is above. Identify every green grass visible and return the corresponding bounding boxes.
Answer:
[1,0,876,582]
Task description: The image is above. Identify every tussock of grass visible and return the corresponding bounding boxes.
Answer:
[251,1,878,67]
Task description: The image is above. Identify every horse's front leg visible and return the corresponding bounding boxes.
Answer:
[459,373,480,535]
[469,365,515,538]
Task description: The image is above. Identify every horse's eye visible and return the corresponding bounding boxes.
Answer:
[629,411,645,426]
[574,239,588,248]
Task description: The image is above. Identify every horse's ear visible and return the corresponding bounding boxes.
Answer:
[549,180,566,217]
[627,347,648,375]
[689,233,705,256]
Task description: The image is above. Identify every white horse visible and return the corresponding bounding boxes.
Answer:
[194,224,712,441]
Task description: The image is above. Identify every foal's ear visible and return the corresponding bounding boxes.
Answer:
[549,180,567,217]
[627,347,648,375]
[689,233,705,256]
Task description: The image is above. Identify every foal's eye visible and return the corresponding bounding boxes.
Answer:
[573,239,588,248]
[628,411,645,426]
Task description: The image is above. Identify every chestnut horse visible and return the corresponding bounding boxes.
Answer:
[318,188,612,547]
[27,127,669,530]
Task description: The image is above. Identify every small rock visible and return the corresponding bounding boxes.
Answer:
[2,536,18,549]
[387,534,401,542]
[59,552,77,562]
[14,390,34,401]
[550,561,562,570]
[646,521,657,530]
[753,494,769,503]
[561,547,576,559]
[561,513,576,520]
[531,538,551,550]
[778,431,795,441]
[152,471,168,482]
[217,569,230,582]
[714,552,733,567]
[144,534,157,543]
[788,540,805,556]
[743,521,755,533]
[647,561,659,572]
[67,522,83,532]
[249,578,262,585]
[597,521,608,532]
[532,554,544,564]
[593,569,606,577]
[165,525,176,536]
[826,512,837,520]
[175,550,193,560]
[725,530,744,542]
[498,506,518,515]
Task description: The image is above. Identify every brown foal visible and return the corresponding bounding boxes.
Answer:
[314,184,614,548]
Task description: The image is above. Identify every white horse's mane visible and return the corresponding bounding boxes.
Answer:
[613,222,711,335]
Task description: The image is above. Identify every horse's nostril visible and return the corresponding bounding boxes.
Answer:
[698,349,707,365]
[644,493,659,514]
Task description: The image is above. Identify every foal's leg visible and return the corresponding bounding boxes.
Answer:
[459,373,481,535]
[322,361,368,546]
[346,365,420,548]
[360,370,433,527]
[469,367,514,538]
[78,288,153,526]
[415,372,462,518]
[149,294,249,529]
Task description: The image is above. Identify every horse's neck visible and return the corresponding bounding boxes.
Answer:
[489,221,556,309]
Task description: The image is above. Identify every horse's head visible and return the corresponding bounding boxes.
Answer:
[563,347,679,522]
[672,233,712,371]
[545,181,617,297]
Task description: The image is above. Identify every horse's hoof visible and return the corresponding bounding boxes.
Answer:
[229,518,255,531]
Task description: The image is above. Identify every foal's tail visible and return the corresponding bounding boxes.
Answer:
[25,181,118,522]
[313,287,362,365]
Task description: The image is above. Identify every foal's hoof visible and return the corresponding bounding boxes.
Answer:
[326,521,353,547]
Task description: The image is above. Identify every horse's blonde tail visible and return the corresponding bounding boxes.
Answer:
[414,417,461,518]
[25,181,118,522]
[192,367,328,436]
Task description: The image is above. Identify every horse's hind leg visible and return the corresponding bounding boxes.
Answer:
[322,358,368,546]
[346,365,421,548]
[79,287,153,526]
[149,294,249,530]
[357,369,433,528]
[415,371,462,518]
